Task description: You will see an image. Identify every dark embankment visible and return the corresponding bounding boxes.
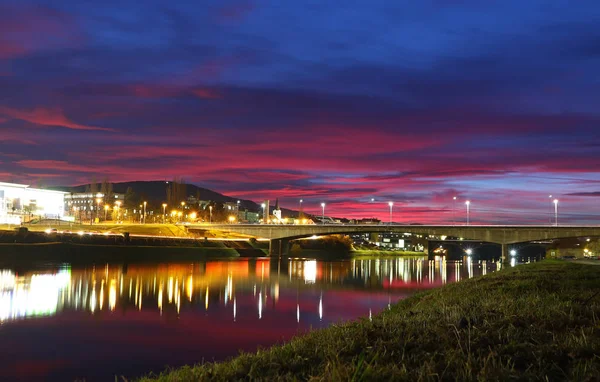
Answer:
[0,230,268,264]
[140,260,600,381]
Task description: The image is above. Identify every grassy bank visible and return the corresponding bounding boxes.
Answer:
[140,260,600,381]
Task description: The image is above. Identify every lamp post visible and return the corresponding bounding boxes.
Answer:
[321,203,325,224]
[115,201,121,222]
[94,198,102,225]
[465,200,470,226]
[104,205,109,221]
[553,199,559,226]
[162,203,167,223]
[261,203,265,224]
[143,201,147,224]
[548,195,553,226]
[453,196,457,225]
[299,199,303,219]
[388,201,393,225]
[209,205,213,223]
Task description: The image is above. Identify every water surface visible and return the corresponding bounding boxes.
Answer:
[0,256,501,381]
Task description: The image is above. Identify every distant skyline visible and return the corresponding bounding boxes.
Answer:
[1,1,599,224]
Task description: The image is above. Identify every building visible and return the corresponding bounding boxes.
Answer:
[64,192,125,222]
[0,182,68,224]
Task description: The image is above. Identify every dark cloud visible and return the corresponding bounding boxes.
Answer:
[0,0,599,222]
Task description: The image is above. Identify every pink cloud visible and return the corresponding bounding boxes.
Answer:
[0,106,113,132]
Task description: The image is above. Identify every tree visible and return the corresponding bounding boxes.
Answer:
[89,177,98,195]
[101,177,114,202]
[586,240,600,256]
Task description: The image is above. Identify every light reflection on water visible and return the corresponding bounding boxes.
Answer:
[0,256,501,381]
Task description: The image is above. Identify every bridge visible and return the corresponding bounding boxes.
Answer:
[188,224,600,258]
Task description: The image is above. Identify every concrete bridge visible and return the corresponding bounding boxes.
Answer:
[188,224,600,258]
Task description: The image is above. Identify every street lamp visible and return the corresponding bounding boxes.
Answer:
[321,203,325,224]
[548,195,553,226]
[209,205,213,223]
[299,199,303,219]
[453,196,457,225]
[143,201,147,224]
[388,201,393,225]
[104,205,109,221]
[553,199,559,226]
[162,203,167,223]
[465,200,470,226]
[261,203,266,224]
[115,201,121,222]
[94,198,102,225]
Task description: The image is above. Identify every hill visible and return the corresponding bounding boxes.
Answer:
[52,181,261,212]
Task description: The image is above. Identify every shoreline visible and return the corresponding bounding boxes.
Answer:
[138,260,600,381]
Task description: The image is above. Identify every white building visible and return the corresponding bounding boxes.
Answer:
[0,182,68,224]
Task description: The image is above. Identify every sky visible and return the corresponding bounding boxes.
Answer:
[1,0,599,224]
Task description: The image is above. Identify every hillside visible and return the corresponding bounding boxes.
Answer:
[52,181,261,212]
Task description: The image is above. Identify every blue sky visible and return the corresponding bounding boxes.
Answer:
[1,0,599,223]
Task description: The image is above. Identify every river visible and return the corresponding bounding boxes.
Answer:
[0,256,502,381]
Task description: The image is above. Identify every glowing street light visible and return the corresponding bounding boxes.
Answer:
[510,249,517,257]
[548,195,553,225]
[115,201,121,222]
[162,203,167,223]
[228,216,236,224]
[465,200,471,226]
[453,196,457,225]
[388,201,393,225]
[209,205,213,223]
[299,199,303,219]
[143,201,147,224]
[261,203,266,224]
[321,203,325,224]
[465,248,473,256]
[553,199,559,226]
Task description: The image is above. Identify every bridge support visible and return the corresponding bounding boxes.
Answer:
[269,239,290,256]
[501,243,508,262]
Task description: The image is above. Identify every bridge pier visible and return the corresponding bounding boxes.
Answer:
[269,239,290,256]
[501,243,508,262]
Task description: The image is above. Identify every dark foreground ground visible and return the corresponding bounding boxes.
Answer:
[139,260,600,381]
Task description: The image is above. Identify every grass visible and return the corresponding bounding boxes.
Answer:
[0,223,192,237]
[139,260,600,381]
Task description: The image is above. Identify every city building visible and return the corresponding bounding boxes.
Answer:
[64,192,125,222]
[0,182,68,224]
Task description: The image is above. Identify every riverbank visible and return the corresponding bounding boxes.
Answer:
[351,249,426,256]
[140,260,600,381]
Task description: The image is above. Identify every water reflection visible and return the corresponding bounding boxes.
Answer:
[0,256,501,381]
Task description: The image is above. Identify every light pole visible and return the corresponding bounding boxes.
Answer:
[388,201,393,225]
[180,201,185,223]
[104,205,109,221]
[236,200,240,220]
[553,199,559,226]
[115,201,121,222]
[548,195,553,226]
[261,203,266,224]
[465,200,470,226]
[299,199,303,219]
[209,205,213,223]
[143,201,147,224]
[453,196,457,225]
[321,203,325,224]
[94,198,102,225]
[162,203,167,223]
